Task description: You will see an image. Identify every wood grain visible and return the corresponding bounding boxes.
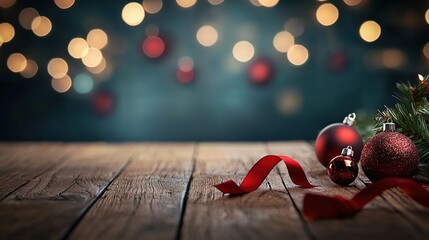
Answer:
[0,143,136,240]
[68,143,195,240]
[180,142,310,240]
[267,141,427,240]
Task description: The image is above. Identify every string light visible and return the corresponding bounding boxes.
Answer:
[7,53,27,73]
[19,8,39,30]
[359,20,381,42]
[47,58,69,79]
[0,22,14,43]
[51,75,72,93]
[0,0,15,8]
[418,74,424,82]
[73,73,94,94]
[232,41,255,63]
[176,0,197,8]
[196,25,218,47]
[208,0,223,5]
[287,44,309,66]
[316,3,339,27]
[87,29,108,50]
[68,38,89,59]
[343,0,362,7]
[142,0,163,14]
[122,2,145,26]
[54,0,75,10]
[20,59,38,78]
[258,0,280,8]
[31,16,52,37]
[82,47,103,68]
[273,31,294,53]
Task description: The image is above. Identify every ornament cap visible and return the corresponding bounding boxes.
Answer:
[343,113,356,126]
[341,146,354,157]
[383,119,396,132]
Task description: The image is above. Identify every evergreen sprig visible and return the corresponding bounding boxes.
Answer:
[372,74,429,179]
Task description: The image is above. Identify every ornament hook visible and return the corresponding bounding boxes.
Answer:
[383,118,396,132]
[341,146,354,157]
[343,113,356,126]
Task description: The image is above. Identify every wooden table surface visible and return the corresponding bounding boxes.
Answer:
[0,142,428,240]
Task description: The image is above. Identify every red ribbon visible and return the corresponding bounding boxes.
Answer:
[214,155,316,195]
[303,177,429,220]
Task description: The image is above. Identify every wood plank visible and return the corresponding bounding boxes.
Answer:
[267,141,428,240]
[68,143,195,240]
[180,142,310,240]
[0,143,137,240]
[0,143,71,200]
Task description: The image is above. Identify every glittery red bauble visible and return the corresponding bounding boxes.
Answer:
[361,132,419,182]
[315,123,364,167]
[328,155,358,186]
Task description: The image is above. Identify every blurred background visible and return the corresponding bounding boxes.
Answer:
[0,0,428,141]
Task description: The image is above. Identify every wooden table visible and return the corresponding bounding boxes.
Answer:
[0,142,428,240]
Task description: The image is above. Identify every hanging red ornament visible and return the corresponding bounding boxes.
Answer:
[360,120,419,182]
[328,146,358,186]
[315,113,364,168]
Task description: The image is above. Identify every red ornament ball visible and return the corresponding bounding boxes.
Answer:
[361,131,419,182]
[142,35,165,59]
[315,123,364,167]
[328,155,358,186]
[247,58,273,84]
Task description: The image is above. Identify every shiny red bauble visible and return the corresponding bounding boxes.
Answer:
[328,154,358,186]
[315,123,364,168]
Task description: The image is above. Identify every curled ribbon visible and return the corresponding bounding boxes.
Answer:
[214,155,316,195]
[304,177,429,220]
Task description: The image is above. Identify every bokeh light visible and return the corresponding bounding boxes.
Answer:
[258,0,280,8]
[208,0,223,5]
[176,0,197,8]
[122,2,145,26]
[68,37,89,59]
[145,24,160,36]
[178,56,194,71]
[177,56,195,83]
[87,57,107,74]
[249,0,261,7]
[284,18,305,37]
[343,0,362,7]
[273,31,294,53]
[248,58,273,84]
[287,44,309,66]
[0,0,15,8]
[87,29,108,50]
[425,9,429,25]
[92,91,115,115]
[276,89,302,115]
[359,20,381,42]
[19,8,39,30]
[143,0,163,14]
[31,16,52,37]
[82,47,103,68]
[196,25,218,47]
[0,22,14,43]
[142,35,165,58]
[381,49,404,69]
[316,3,339,26]
[20,59,38,78]
[7,53,27,73]
[232,41,255,63]
[47,58,68,79]
[51,75,72,93]
[73,73,94,94]
[54,0,75,9]
[423,42,429,59]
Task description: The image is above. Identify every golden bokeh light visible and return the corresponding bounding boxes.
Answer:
[287,44,309,66]
[0,0,15,8]
[7,53,27,73]
[258,0,280,8]
[273,31,294,53]
[425,9,429,25]
[381,49,404,69]
[82,47,103,68]
[276,89,302,115]
[52,75,72,93]
[143,0,163,14]
[284,18,305,37]
[0,22,14,43]
[87,57,107,74]
[343,0,362,6]
[145,24,160,36]
[316,3,339,26]
[122,2,145,26]
[19,8,39,30]
[47,58,69,79]
[0,38,3,47]
[176,0,197,8]
[423,42,429,59]
[249,0,261,7]
[20,59,38,78]
[54,0,75,9]
[208,0,223,5]
[87,29,108,49]
[232,41,255,63]
[178,56,194,71]
[68,38,89,59]
[31,16,52,37]
[359,20,381,42]
[196,25,218,47]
